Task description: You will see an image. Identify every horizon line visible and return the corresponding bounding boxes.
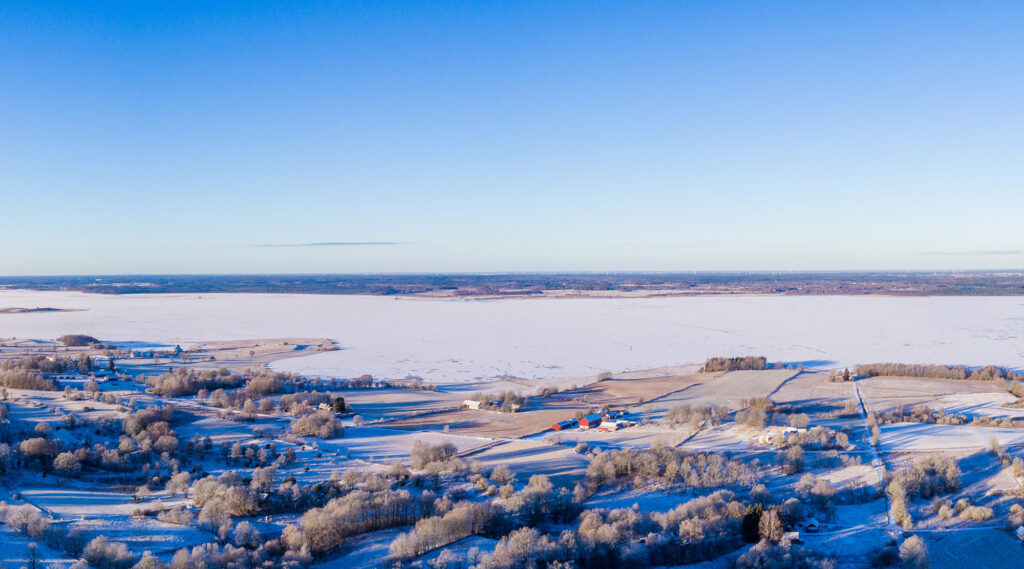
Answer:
[3,269,1024,279]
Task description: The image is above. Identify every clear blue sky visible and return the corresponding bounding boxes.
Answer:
[2,1,1023,275]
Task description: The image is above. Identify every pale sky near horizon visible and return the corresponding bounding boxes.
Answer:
[2,2,1023,275]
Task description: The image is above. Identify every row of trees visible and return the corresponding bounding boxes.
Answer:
[389,501,494,559]
[855,362,1015,381]
[584,447,758,491]
[57,334,102,347]
[470,390,527,412]
[203,388,341,417]
[664,404,726,428]
[0,370,59,390]
[145,368,248,397]
[873,405,1024,428]
[702,356,768,372]
[286,488,426,556]
[464,490,834,569]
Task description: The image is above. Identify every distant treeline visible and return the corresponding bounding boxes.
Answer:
[854,363,1017,381]
[873,405,1024,428]
[702,356,768,373]
[8,270,1024,296]
[56,334,100,347]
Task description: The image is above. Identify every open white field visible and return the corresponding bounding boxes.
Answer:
[466,439,590,487]
[20,486,139,516]
[72,516,211,558]
[8,290,1024,382]
[415,536,497,567]
[315,426,491,463]
[554,373,710,409]
[682,424,756,451]
[5,387,131,419]
[0,482,205,560]
[770,371,858,410]
[0,526,74,568]
[671,369,797,409]
[858,376,1005,415]
[626,370,797,417]
[936,392,1024,419]
[173,415,276,444]
[878,423,1024,452]
[539,425,697,449]
[585,489,690,512]
[831,500,889,528]
[339,388,461,420]
[925,528,1024,569]
[816,464,881,493]
[312,527,407,569]
[798,527,892,567]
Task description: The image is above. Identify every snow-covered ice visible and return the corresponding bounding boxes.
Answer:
[4,290,1024,382]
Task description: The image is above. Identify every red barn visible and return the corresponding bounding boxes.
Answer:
[579,414,603,429]
[551,419,577,431]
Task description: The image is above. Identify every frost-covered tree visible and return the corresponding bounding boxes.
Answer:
[899,535,929,569]
[53,452,81,477]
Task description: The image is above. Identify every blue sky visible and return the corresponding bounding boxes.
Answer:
[2,1,1023,275]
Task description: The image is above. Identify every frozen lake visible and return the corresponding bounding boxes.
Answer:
[3,290,1024,382]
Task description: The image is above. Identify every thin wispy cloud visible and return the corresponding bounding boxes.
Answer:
[915,249,1024,256]
[252,241,406,248]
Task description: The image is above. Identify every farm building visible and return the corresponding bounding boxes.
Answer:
[579,414,602,429]
[551,419,577,431]
[47,373,84,380]
[597,419,633,432]
[463,400,482,410]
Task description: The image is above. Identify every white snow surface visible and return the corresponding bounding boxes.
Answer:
[4,290,1024,382]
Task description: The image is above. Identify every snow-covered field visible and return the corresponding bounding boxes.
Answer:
[467,439,590,486]
[315,426,492,462]
[586,489,690,512]
[858,377,1007,415]
[6,290,1024,382]
[937,392,1024,419]
[878,423,1024,452]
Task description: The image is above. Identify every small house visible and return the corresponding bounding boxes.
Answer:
[805,519,820,533]
[1016,526,1024,541]
[463,400,482,410]
[783,531,801,544]
[579,414,603,429]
